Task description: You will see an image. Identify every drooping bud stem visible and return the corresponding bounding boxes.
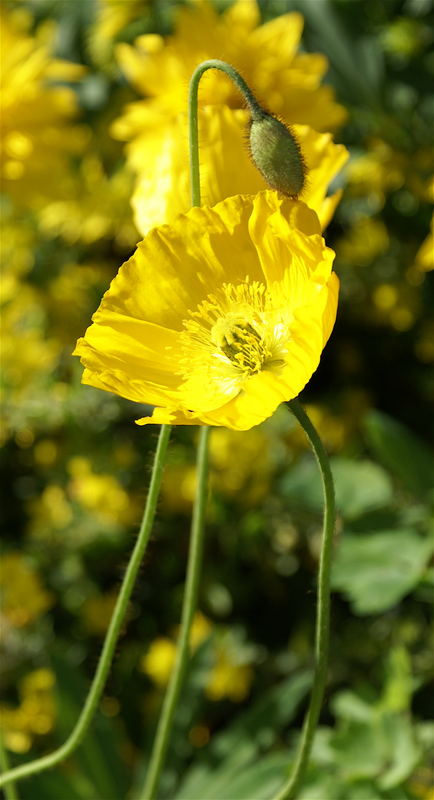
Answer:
[188,59,306,206]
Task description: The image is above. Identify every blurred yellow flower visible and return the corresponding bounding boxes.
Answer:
[205,635,254,702]
[141,612,212,686]
[338,216,390,266]
[347,139,434,208]
[67,457,135,526]
[38,155,138,248]
[115,0,345,129]
[28,485,73,536]
[0,7,87,210]
[162,427,272,511]
[141,637,177,687]
[346,140,405,208]
[33,439,59,468]
[0,212,36,303]
[141,614,252,701]
[74,191,338,431]
[0,283,60,439]
[28,460,138,543]
[82,590,119,635]
[415,321,434,363]
[124,107,348,235]
[112,0,347,233]
[45,262,110,344]
[210,427,272,503]
[0,553,53,628]
[414,215,434,273]
[161,462,198,513]
[0,669,56,753]
[372,283,420,332]
[88,0,152,70]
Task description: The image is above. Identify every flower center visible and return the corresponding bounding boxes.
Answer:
[211,315,268,375]
[177,278,291,410]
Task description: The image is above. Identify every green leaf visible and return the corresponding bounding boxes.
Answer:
[381,646,414,713]
[331,690,375,723]
[332,719,387,780]
[174,671,311,799]
[298,772,343,800]
[281,457,393,519]
[364,411,434,497]
[378,714,421,789]
[332,529,433,614]
[51,651,128,800]
[205,752,289,800]
[331,459,394,519]
[209,670,312,760]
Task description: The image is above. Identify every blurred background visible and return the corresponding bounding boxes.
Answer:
[1,1,433,798]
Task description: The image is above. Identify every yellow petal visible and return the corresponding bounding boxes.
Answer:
[76,192,338,431]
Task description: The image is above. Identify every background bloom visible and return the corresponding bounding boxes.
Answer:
[112,0,347,233]
[0,8,86,210]
[74,191,338,430]
[2,3,433,794]
[126,107,348,235]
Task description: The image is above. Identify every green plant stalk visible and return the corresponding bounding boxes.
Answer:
[188,59,263,207]
[139,425,211,800]
[137,60,225,800]
[140,57,288,800]
[272,399,336,800]
[0,737,19,800]
[0,424,172,791]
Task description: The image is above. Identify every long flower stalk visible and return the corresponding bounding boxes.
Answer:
[0,737,19,800]
[0,424,171,792]
[271,399,336,800]
[139,426,210,799]
[137,60,217,800]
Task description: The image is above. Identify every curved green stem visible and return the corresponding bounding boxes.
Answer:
[139,426,211,800]
[188,59,263,208]
[271,399,336,800]
[0,737,19,800]
[0,425,171,791]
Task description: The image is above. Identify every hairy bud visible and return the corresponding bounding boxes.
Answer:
[249,112,306,197]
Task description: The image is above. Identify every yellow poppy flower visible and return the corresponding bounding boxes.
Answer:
[414,214,434,272]
[114,0,346,130]
[0,8,86,210]
[88,0,152,70]
[112,0,348,234]
[74,191,338,431]
[123,106,348,236]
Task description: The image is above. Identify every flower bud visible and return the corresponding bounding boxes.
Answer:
[249,112,305,197]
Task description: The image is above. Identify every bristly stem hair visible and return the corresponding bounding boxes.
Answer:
[0,424,172,792]
[137,60,217,800]
[271,399,336,800]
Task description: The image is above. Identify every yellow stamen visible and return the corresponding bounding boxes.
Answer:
[179,278,291,408]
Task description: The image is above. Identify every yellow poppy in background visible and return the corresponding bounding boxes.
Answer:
[74,191,338,431]
[111,0,348,235]
[114,0,346,130]
[125,107,348,235]
[0,8,86,210]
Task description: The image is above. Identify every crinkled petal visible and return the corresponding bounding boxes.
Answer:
[75,191,339,431]
[74,314,182,406]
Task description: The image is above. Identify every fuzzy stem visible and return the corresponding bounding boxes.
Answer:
[139,426,211,799]
[137,60,218,800]
[271,399,336,800]
[188,59,263,208]
[0,425,171,791]
[0,737,19,800]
